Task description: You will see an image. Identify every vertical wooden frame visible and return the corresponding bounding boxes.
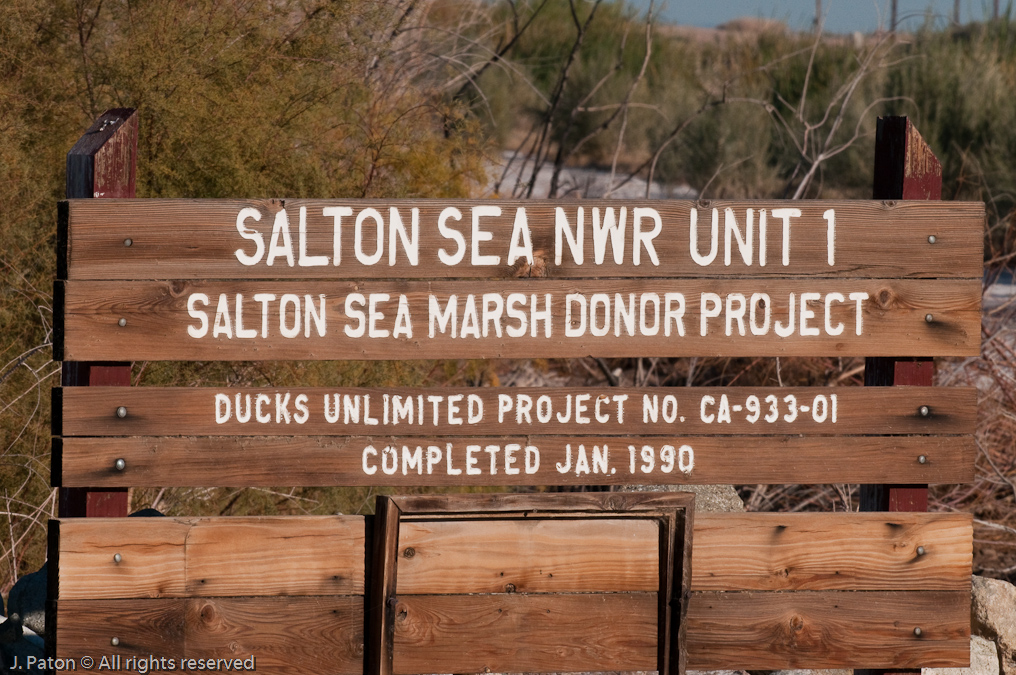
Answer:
[863,117,941,511]
[858,116,946,675]
[368,492,694,675]
[366,498,402,675]
[56,107,138,518]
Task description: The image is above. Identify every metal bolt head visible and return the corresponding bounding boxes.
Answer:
[118,317,127,327]
[113,553,122,563]
[403,547,415,559]
[927,235,937,244]
[918,405,930,418]
[116,406,128,418]
[124,238,133,247]
[918,455,927,464]
[114,458,126,471]
[924,314,934,323]
[111,636,120,646]
[913,627,923,637]
[916,546,926,556]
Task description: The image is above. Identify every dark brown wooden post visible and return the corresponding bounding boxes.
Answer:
[856,116,942,675]
[58,108,138,518]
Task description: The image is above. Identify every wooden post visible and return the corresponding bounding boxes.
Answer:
[856,116,942,675]
[58,108,138,518]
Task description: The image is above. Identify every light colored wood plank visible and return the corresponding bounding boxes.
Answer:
[691,512,972,591]
[58,278,982,361]
[56,385,978,437]
[64,199,984,279]
[685,590,970,669]
[185,517,364,596]
[392,593,658,674]
[55,513,972,598]
[57,434,975,487]
[57,518,192,599]
[56,517,364,599]
[396,518,659,594]
[185,597,363,675]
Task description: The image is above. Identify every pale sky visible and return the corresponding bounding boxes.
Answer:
[627,0,998,33]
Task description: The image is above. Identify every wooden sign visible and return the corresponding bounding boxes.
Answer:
[55,385,976,437]
[50,115,977,675]
[55,198,983,361]
[60,199,983,279]
[55,278,981,360]
[52,384,975,488]
[52,434,974,487]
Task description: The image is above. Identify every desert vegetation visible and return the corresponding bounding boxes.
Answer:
[3,0,1015,597]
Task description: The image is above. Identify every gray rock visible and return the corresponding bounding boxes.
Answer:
[924,635,1001,675]
[6,563,46,641]
[619,484,745,512]
[972,575,1016,675]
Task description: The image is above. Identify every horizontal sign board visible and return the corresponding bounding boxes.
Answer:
[51,512,973,670]
[54,435,974,487]
[51,513,973,597]
[55,278,981,360]
[55,386,976,437]
[60,199,984,280]
[686,590,970,670]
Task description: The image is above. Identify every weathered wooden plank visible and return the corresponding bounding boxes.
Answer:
[685,590,970,669]
[57,518,192,600]
[392,593,659,674]
[56,434,975,487]
[389,491,695,515]
[185,597,364,674]
[397,518,659,594]
[55,517,363,599]
[184,517,364,596]
[56,386,977,437]
[57,278,981,361]
[54,598,185,658]
[54,592,967,672]
[53,597,363,674]
[63,199,984,280]
[691,513,972,591]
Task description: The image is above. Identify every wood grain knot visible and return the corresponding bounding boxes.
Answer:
[511,254,548,278]
[199,602,218,623]
[875,288,896,309]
